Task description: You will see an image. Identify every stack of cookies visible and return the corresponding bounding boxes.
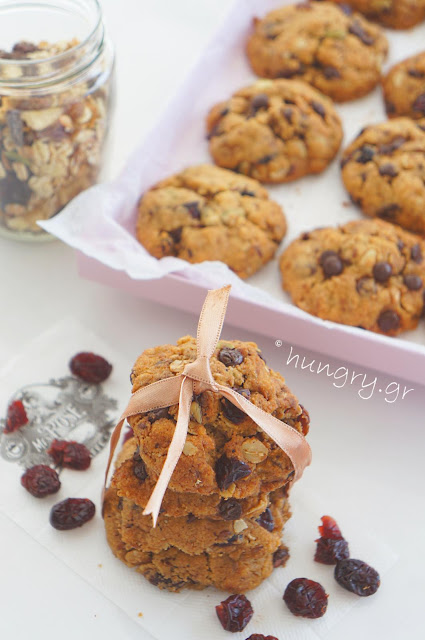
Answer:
[104,336,310,592]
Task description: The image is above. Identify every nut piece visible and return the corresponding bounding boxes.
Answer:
[183,441,197,456]
[241,438,268,464]
[190,400,202,424]
[169,359,185,373]
[234,519,248,534]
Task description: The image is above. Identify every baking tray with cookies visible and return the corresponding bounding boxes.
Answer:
[42,0,425,385]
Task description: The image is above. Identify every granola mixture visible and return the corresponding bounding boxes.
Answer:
[0,40,111,236]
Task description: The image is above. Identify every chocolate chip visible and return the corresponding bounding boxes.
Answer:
[323,66,341,79]
[282,107,294,122]
[412,93,425,114]
[356,145,375,163]
[397,240,405,252]
[6,110,24,147]
[404,274,423,290]
[377,203,400,220]
[411,244,423,263]
[339,3,353,14]
[379,163,398,178]
[168,227,183,244]
[0,173,32,206]
[301,232,310,241]
[356,276,377,296]
[218,347,244,366]
[348,20,374,46]
[379,137,406,155]
[320,251,343,278]
[215,455,251,490]
[373,261,392,282]
[256,507,274,532]
[311,100,326,119]
[277,68,301,79]
[251,93,269,111]
[385,100,396,115]
[273,546,289,568]
[218,498,243,521]
[133,448,148,482]
[184,201,201,219]
[220,107,230,117]
[257,154,275,165]
[378,310,401,333]
[240,189,256,197]
[186,513,196,523]
[408,68,425,78]
[207,123,221,139]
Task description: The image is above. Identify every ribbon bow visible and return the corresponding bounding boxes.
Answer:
[104,285,312,525]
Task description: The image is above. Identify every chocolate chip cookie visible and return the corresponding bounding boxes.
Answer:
[329,0,425,30]
[383,52,425,119]
[136,164,286,278]
[280,219,425,335]
[341,118,425,235]
[246,1,388,102]
[207,78,343,183]
[128,336,309,498]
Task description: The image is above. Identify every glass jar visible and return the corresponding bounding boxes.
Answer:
[0,0,114,241]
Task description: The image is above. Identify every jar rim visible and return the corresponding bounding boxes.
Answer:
[0,0,105,88]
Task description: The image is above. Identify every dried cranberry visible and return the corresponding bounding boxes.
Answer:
[283,578,328,618]
[3,399,28,433]
[334,558,380,596]
[48,440,91,470]
[133,448,148,481]
[256,507,274,532]
[218,498,243,521]
[216,594,253,632]
[273,546,289,568]
[21,465,61,498]
[218,347,244,366]
[215,455,251,490]
[315,538,350,564]
[50,498,95,530]
[245,636,278,640]
[69,352,112,384]
[318,515,343,540]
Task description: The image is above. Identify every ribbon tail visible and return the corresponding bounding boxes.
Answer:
[196,285,231,359]
[102,374,183,513]
[216,384,312,482]
[143,376,194,526]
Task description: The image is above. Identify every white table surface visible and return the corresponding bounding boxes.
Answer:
[0,1,424,639]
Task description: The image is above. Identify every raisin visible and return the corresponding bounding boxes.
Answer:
[218,347,244,366]
[184,201,201,219]
[348,21,374,46]
[356,145,375,163]
[133,447,148,481]
[283,578,328,618]
[250,93,269,112]
[21,465,61,498]
[240,189,256,197]
[379,163,398,178]
[256,507,274,532]
[3,399,28,433]
[323,66,341,79]
[315,538,350,564]
[0,173,32,206]
[334,558,380,596]
[215,594,254,632]
[377,203,400,220]
[215,455,251,490]
[69,352,112,384]
[48,440,91,470]
[222,398,246,424]
[12,41,39,55]
[218,498,243,521]
[7,110,24,146]
[50,498,95,530]
[245,636,279,640]
[379,137,406,154]
[311,100,326,119]
[273,546,289,568]
[147,407,170,422]
[411,244,423,263]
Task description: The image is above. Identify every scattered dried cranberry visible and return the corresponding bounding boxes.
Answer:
[21,465,61,498]
[50,498,95,530]
[69,352,112,384]
[133,448,148,481]
[334,559,380,596]
[273,546,289,568]
[4,399,28,433]
[318,515,343,540]
[218,347,244,366]
[256,507,274,532]
[48,440,91,470]
[215,455,251,490]
[216,594,253,632]
[218,498,243,521]
[283,578,328,618]
[315,538,350,564]
[245,635,278,640]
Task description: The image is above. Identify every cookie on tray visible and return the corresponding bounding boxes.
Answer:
[128,336,310,498]
[104,487,290,592]
[279,219,425,336]
[207,78,343,183]
[136,164,286,279]
[341,118,425,235]
[329,0,425,30]
[246,1,388,103]
[383,52,425,119]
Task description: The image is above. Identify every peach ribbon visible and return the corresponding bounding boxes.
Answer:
[103,285,312,526]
